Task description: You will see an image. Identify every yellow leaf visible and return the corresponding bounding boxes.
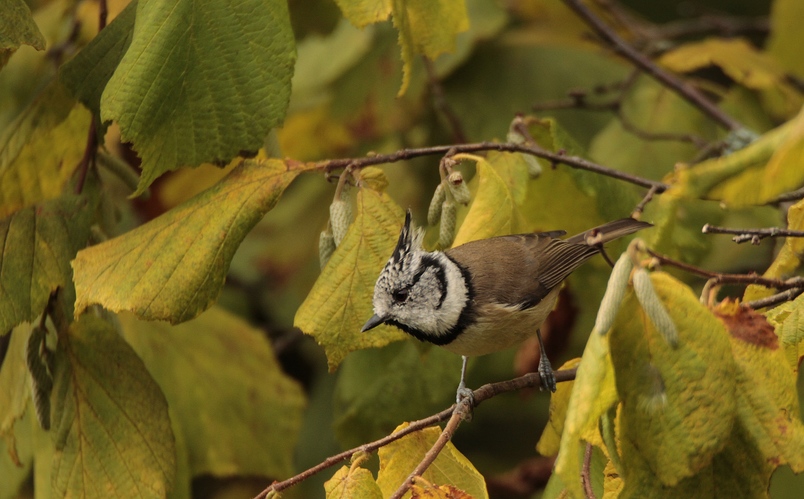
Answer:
[0,81,91,218]
[335,0,392,27]
[0,324,33,447]
[536,358,581,457]
[51,314,175,498]
[392,0,469,95]
[767,0,804,79]
[714,303,804,472]
[764,293,804,372]
[410,480,474,498]
[453,157,521,246]
[72,158,307,323]
[325,464,383,499]
[609,273,736,486]
[295,182,408,370]
[376,424,488,499]
[119,306,306,478]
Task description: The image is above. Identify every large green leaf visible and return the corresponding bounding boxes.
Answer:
[0,195,93,335]
[295,177,408,369]
[119,307,305,478]
[0,82,91,218]
[51,314,175,498]
[73,158,306,323]
[0,0,46,68]
[98,0,296,194]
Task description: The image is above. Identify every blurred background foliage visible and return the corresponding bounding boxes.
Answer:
[2,0,804,497]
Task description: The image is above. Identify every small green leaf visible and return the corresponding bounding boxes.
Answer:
[376,424,488,499]
[119,306,306,478]
[100,0,296,194]
[0,82,91,218]
[0,0,46,67]
[295,182,408,370]
[610,273,737,486]
[0,195,93,335]
[51,314,175,498]
[325,464,383,499]
[73,158,305,324]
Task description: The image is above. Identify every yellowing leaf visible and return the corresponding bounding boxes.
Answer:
[392,0,469,95]
[118,307,305,478]
[51,314,175,498]
[764,293,804,372]
[0,195,93,335]
[295,184,408,369]
[325,464,383,499]
[453,157,521,246]
[0,324,32,447]
[536,358,581,457]
[73,158,305,323]
[609,273,736,486]
[767,0,804,79]
[554,329,617,498]
[410,480,473,498]
[99,0,296,194]
[0,82,91,217]
[376,424,488,499]
[335,0,392,27]
[714,304,804,472]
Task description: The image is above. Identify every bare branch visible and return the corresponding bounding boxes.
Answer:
[561,0,744,132]
[315,141,669,192]
[743,288,804,310]
[253,368,578,498]
[702,224,804,245]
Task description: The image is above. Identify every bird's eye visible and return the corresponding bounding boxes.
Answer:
[392,288,409,302]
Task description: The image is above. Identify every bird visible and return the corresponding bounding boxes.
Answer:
[361,211,651,400]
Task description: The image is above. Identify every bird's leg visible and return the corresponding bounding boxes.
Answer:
[536,329,557,392]
[456,355,474,403]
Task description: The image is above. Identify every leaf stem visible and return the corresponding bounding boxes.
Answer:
[581,442,597,499]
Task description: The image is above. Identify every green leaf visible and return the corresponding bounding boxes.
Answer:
[325,464,383,499]
[334,0,391,27]
[714,303,804,473]
[589,76,717,181]
[764,293,804,372]
[99,0,296,194]
[0,408,33,499]
[118,306,305,478]
[767,0,804,79]
[59,0,136,120]
[295,181,408,370]
[333,342,459,448]
[391,0,469,94]
[0,81,92,218]
[51,314,175,498]
[610,272,737,486]
[73,158,305,323]
[0,0,46,67]
[0,195,93,335]
[376,424,488,499]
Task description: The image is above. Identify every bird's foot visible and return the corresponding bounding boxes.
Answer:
[538,355,557,393]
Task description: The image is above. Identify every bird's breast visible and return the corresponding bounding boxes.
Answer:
[440,288,561,356]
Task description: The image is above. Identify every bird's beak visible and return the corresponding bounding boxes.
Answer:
[361,314,386,332]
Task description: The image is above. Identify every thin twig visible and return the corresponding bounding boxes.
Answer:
[313,141,669,192]
[631,185,659,219]
[561,0,744,132]
[645,248,804,290]
[253,368,578,498]
[767,187,804,205]
[389,402,470,499]
[423,58,468,143]
[702,224,804,244]
[743,288,804,310]
[581,442,597,499]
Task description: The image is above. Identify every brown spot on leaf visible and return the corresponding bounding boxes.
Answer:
[713,301,778,349]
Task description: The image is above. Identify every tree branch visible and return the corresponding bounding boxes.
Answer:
[702,224,804,245]
[314,141,669,192]
[561,0,744,132]
[253,368,578,498]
